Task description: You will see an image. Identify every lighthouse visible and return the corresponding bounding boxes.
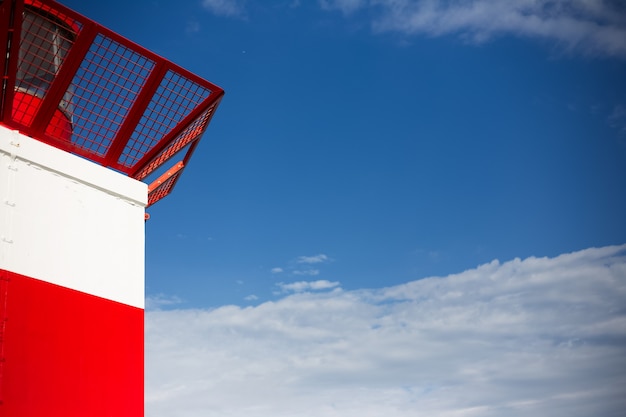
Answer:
[0,0,224,415]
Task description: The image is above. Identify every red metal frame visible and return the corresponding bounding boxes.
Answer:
[0,0,224,206]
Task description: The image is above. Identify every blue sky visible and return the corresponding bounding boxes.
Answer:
[63,0,625,415]
[63,0,626,308]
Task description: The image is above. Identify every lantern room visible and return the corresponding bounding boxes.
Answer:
[13,0,78,142]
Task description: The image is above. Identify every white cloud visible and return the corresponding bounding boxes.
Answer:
[201,0,246,18]
[278,279,341,292]
[244,294,259,301]
[297,254,330,264]
[145,293,183,310]
[271,267,284,273]
[293,269,321,276]
[146,244,626,416]
[320,0,626,58]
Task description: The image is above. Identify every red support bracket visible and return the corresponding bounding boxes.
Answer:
[147,161,184,193]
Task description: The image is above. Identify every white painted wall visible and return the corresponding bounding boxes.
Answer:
[0,126,147,308]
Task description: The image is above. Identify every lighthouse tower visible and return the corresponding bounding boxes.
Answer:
[0,1,223,415]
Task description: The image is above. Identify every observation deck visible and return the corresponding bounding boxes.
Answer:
[0,0,224,206]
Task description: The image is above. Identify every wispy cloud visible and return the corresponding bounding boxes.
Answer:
[277,279,340,292]
[293,269,320,276]
[320,0,626,58]
[272,254,331,278]
[185,19,201,34]
[608,104,626,137]
[296,254,330,264]
[146,244,626,416]
[145,293,183,310]
[201,0,246,18]
[319,0,364,14]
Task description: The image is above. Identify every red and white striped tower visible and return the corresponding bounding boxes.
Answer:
[0,1,224,415]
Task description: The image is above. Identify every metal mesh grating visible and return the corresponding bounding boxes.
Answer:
[118,70,211,168]
[134,102,216,181]
[147,170,182,206]
[69,34,155,156]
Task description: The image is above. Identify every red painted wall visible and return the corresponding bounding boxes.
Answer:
[0,269,143,416]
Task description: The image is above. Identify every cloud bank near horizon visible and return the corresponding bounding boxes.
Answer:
[145,244,626,417]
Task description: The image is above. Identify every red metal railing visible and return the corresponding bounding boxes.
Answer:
[0,0,224,206]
